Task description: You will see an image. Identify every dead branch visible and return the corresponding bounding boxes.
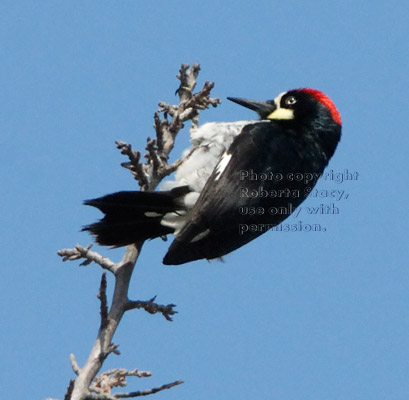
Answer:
[70,354,81,375]
[58,244,116,272]
[98,273,109,330]
[56,63,220,400]
[125,297,177,321]
[115,380,184,398]
[90,369,152,396]
[64,380,75,400]
[117,62,221,190]
[61,244,143,400]
[115,143,148,189]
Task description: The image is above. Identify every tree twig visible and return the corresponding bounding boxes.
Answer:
[117,62,221,190]
[115,380,184,398]
[58,244,116,272]
[115,143,149,190]
[64,380,75,400]
[70,354,81,376]
[90,368,152,396]
[125,297,177,322]
[98,273,109,330]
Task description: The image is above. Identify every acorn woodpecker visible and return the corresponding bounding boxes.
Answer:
[84,88,342,265]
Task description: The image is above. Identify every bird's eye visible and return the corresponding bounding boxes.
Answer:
[284,96,297,106]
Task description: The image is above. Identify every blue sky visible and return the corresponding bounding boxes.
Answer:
[1,1,409,399]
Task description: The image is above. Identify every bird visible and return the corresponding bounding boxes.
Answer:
[83,88,342,265]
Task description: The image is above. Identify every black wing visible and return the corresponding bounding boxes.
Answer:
[163,121,324,265]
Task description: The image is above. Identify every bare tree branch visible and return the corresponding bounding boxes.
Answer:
[55,63,220,400]
[90,369,152,396]
[84,394,116,400]
[70,354,81,376]
[61,244,142,400]
[64,380,75,400]
[115,380,184,398]
[58,244,116,272]
[98,273,109,330]
[117,62,221,191]
[176,62,200,101]
[125,297,177,322]
[115,143,149,189]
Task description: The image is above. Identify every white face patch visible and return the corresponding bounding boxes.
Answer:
[215,152,232,180]
[267,91,295,120]
[274,92,286,108]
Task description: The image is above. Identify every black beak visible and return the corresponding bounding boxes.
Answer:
[227,97,276,119]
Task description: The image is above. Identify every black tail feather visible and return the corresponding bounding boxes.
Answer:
[83,187,190,247]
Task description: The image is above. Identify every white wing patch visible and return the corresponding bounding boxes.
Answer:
[144,211,163,217]
[215,152,232,180]
[161,210,189,236]
[190,229,210,243]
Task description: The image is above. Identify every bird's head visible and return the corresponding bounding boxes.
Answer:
[228,88,342,127]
